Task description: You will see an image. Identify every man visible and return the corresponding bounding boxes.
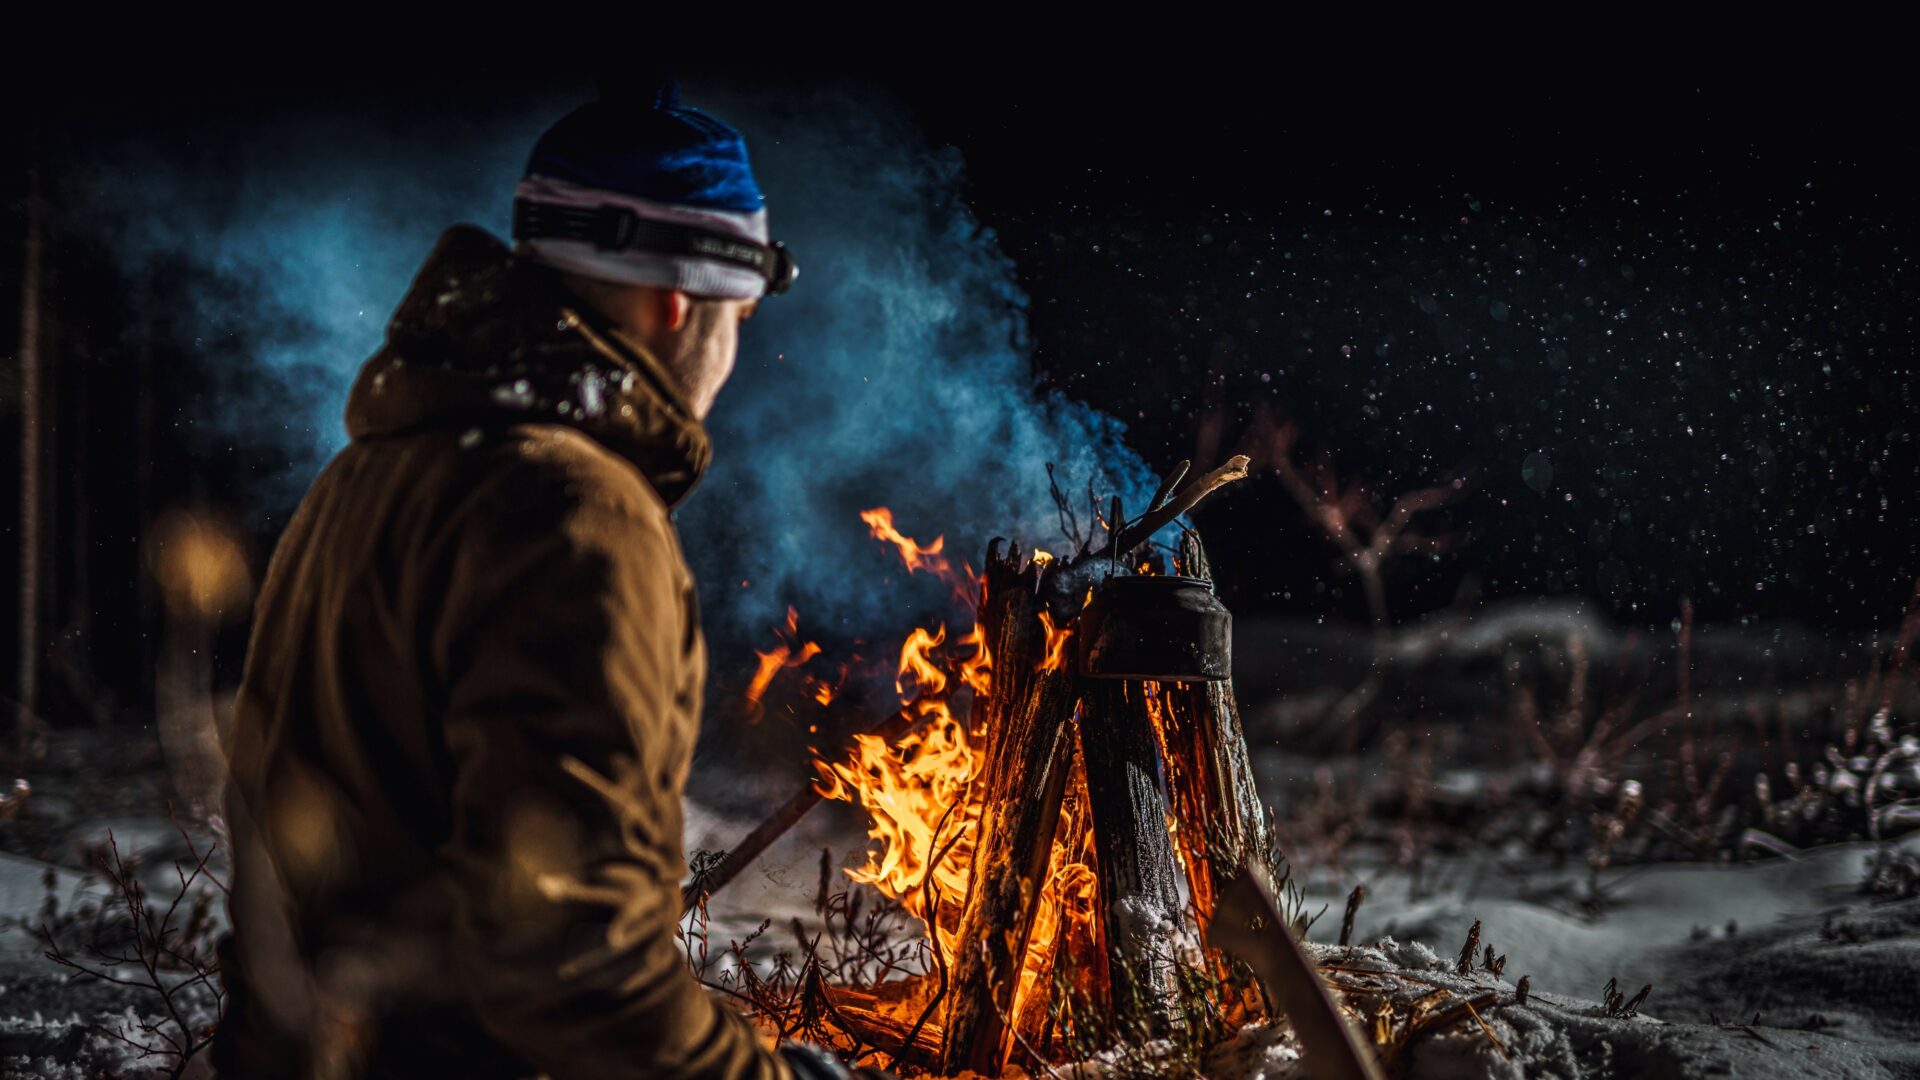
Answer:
[216,85,857,1078]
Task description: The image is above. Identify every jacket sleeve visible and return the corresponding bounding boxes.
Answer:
[427,457,789,1080]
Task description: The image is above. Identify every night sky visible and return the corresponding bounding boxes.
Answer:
[888,70,1917,632]
[13,63,1916,649]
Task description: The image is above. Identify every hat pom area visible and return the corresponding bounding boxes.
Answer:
[599,72,680,112]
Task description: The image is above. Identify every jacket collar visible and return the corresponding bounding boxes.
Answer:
[344,225,712,507]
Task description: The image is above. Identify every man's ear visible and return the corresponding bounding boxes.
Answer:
[661,288,692,332]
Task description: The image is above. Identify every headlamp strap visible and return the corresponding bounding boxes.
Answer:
[513,198,794,294]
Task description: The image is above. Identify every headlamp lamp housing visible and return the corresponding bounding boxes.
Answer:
[763,240,798,296]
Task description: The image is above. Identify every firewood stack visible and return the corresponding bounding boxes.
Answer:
[938,456,1285,1075]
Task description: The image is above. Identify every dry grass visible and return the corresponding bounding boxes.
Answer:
[14,804,227,1079]
[1269,578,1920,905]
[681,845,941,1067]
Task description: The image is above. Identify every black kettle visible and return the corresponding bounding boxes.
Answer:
[1075,573,1232,682]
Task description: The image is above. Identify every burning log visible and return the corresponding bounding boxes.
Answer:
[1157,530,1282,930]
[938,542,1083,1072]
[938,460,1260,1074]
[1077,679,1185,1029]
[719,459,1269,1075]
[808,970,944,1070]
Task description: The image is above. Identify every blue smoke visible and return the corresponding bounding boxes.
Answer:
[687,84,1155,638]
[72,82,1156,645]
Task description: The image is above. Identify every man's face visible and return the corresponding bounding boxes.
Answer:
[663,296,757,419]
[558,272,757,420]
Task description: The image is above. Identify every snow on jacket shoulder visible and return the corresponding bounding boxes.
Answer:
[216,226,787,1079]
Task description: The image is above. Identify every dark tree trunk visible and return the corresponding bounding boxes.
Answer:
[14,155,46,752]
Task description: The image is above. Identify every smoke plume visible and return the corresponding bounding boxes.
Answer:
[69,81,1156,648]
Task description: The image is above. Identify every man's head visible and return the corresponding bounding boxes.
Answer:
[558,274,756,418]
[512,80,791,418]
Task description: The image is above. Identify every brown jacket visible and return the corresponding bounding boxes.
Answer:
[216,226,786,1080]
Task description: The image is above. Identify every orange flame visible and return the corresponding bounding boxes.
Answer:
[860,507,951,577]
[745,607,822,707]
[813,618,987,958]
[1009,763,1100,1031]
[957,623,993,697]
[815,507,1097,1004]
[811,509,1005,965]
[1037,609,1075,673]
[814,709,979,955]
[898,625,949,700]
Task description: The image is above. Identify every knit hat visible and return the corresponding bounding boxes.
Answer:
[512,81,792,299]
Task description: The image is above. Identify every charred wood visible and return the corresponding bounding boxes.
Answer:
[1077,679,1184,1033]
[940,543,1080,1074]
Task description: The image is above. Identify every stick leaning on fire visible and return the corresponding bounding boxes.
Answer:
[681,454,1252,914]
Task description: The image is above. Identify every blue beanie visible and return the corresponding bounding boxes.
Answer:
[523,81,765,214]
[514,81,779,298]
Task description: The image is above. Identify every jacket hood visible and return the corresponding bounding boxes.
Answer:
[345,225,712,507]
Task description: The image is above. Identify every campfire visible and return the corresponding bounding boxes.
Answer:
[689,457,1381,1078]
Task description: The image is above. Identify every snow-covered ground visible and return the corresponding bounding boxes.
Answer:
[1198,933,1911,1080]
[1295,837,1920,1076]
[1,763,1915,1077]
[687,793,1920,1077]
[2,597,1916,1076]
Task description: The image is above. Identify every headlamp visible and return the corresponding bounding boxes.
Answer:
[763,240,798,296]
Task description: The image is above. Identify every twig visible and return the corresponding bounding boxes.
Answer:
[1339,884,1367,948]
[1078,456,1251,572]
[1406,990,1497,1046]
[1147,460,1192,513]
[683,709,910,913]
[1462,998,1510,1059]
[1262,417,1464,630]
[890,791,970,1071]
[1719,1021,1781,1049]
[35,827,224,1078]
[1046,463,1086,554]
